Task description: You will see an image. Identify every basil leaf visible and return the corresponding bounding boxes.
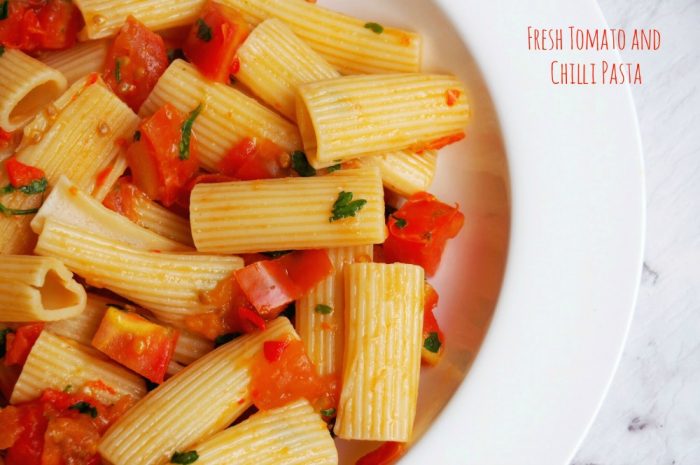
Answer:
[320,408,336,417]
[364,22,384,34]
[291,151,316,177]
[392,215,407,229]
[179,104,203,160]
[171,450,199,464]
[315,304,333,315]
[329,191,367,222]
[424,332,442,353]
[0,202,39,216]
[69,401,98,418]
[196,18,212,42]
[18,177,47,195]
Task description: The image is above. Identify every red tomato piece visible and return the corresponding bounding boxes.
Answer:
[383,192,464,276]
[445,88,461,106]
[103,16,169,111]
[421,282,445,365]
[412,132,465,153]
[41,416,101,465]
[176,172,237,208]
[91,307,179,383]
[4,157,45,188]
[5,402,47,465]
[263,340,289,362]
[356,442,406,465]
[0,405,22,449]
[0,127,13,149]
[102,177,141,222]
[4,323,43,367]
[234,250,333,315]
[0,0,81,52]
[218,137,290,180]
[182,0,250,82]
[126,103,200,207]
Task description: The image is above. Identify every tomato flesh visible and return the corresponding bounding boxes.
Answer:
[4,323,43,367]
[218,137,290,180]
[91,307,179,383]
[5,402,46,465]
[421,282,445,365]
[102,177,141,222]
[103,16,169,112]
[384,192,464,276]
[356,442,406,465]
[4,157,45,188]
[234,250,333,316]
[182,0,250,82]
[126,103,199,207]
[0,0,82,52]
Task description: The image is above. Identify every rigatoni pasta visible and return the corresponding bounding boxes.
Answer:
[45,294,121,345]
[190,167,385,254]
[40,39,110,85]
[128,190,194,246]
[0,255,86,322]
[361,149,438,197]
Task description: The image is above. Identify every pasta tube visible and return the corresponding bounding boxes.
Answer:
[0,255,86,322]
[193,399,337,465]
[46,294,121,345]
[34,219,243,319]
[334,263,424,441]
[129,191,194,246]
[219,0,421,74]
[361,149,438,197]
[0,48,67,131]
[296,73,469,167]
[40,39,110,85]
[190,167,385,254]
[99,317,298,465]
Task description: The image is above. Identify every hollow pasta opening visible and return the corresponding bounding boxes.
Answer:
[40,269,81,310]
[10,80,65,126]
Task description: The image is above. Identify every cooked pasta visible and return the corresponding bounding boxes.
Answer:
[128,191,194,246]
[334,263,424,441]
[45,293,121,345]
[219,0,421,74]
[0,48,67,131]
[191,167,385,254]
[362,149,438,197]
[0,255,86,322]
[99,317,298,465]
[40,39,110,85]
[296,73,470,167]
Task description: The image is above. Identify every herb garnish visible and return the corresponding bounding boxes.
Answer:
[63,384,73,392]
[179,104,203,160]
[196,18,213,42]
[0,328,13,358]
[0,203,39,216]
[423,332,441,353]
[260,250,292,259]
[171,450,199,464]
[320,408,336,417]
[69,401,98,418]
[2,178,48,195]
[290,151,316,177]
[315,304,333,315]
[364,22,384,34]
[0,1,8,20]
[329,191,367,222]
[325,164,341,173]
[214,332,240,348]
[114,58,121,83]
[392,215,407,229]
[167,48,184,63]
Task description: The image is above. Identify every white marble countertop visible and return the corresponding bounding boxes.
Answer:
[572,0,700,464]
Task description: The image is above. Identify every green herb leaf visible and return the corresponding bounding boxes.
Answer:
[179,104,203,160]
[0,328,13,358]
[0,202,39,216]
[290,151,316,177]
[63,384,73,393]
[171,450,199,464]
[214,332,240,348]
[1,184,14,194]
[260,250,292,259]
[0,45,5,57]
[69,401,98,418]
[325,164,341,173]
[315,304,333,315]
[424,332,441,353]
[19,177,47,195]
[329,191,367,222]
[114,58,121,83]
[320,408,336,417]
[196,18,213,42]
[0,1,8,20]
[133,130,141,141]
[167,48,184,63]
[392,215,407,229]
[364,22,384,34]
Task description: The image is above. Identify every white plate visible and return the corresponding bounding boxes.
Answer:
[325,0,644,464]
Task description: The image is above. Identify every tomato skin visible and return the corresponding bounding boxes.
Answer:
[421,282,445,365]
[102,177,141,222]
[0,128,13,149]
[126,103,199,207]
[91,307,179,383]
[4,323,43,367]
[5,402,46,465]
[355,442,405,465]
[263,340,289,362]
[182,1,250,82]
[218,137,290,180]
[0,405,22,449]
[103,16,168,111]
[0,0,82,52]
[384,192,464,276]
[4,157,45,188]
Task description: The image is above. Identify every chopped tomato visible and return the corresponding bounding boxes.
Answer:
[412,132,465,153]
[102,177,141,222]
[41,416,100,465]
[356,442,406,465]
[4,157,45,188]
[0,127,13,149]
[421,282,445,365]
[384,192,464,276]
[91,307,179,383]
[126,103,199,207]
[182,1,250,82]
[250,339,338,411]
[234,249,333,315]
[263,340,289,362]
[103,16,169,111]
[0,405,22,449]
[5,402,46,465]
[4,323,43,367]
[218,137,290,180]
[0,0,82,52]
[445,88,461,106]
[177,172,236,208]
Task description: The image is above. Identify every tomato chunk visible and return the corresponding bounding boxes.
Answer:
[182,0,250,82]
[5,402,46,465]
[103,16,169,111]
[91,307,179,383]
[234,250,333,315]
[383,192,464,276]
[0,0,82,52]
[126,103,200,207]
[0,127,13,149]
[218,137,290,180]
[4,323,43,367]
[421,282,445,365]
[4,157,45,188]
[102,176,141,222]
[356,442,406,465]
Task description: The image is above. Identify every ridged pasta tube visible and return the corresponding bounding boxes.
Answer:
[40,39,110,85]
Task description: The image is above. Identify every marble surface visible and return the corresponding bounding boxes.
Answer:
[572,1,700,464]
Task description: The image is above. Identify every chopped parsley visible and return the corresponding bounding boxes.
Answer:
[171,450,199,464]
[114,58,121,83]
[423,332,441,353]
[0,202,39,216]
[320,408,336,417]
[290,151,316,177]
[0,45,4,57]
[315,304,333,315]
[0,328,13,358]
[392,215,407,229]
[214,332,240,348]
[329,191,366,222]
[196,18,213,42]
[133,130,141,141]
[0,1,8,20]
[179,104,203,160]
[325,164,341,173]
[364,22,384,34]
[69,401,98,418]
[260,250,292,258]
[1,178,48,195]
